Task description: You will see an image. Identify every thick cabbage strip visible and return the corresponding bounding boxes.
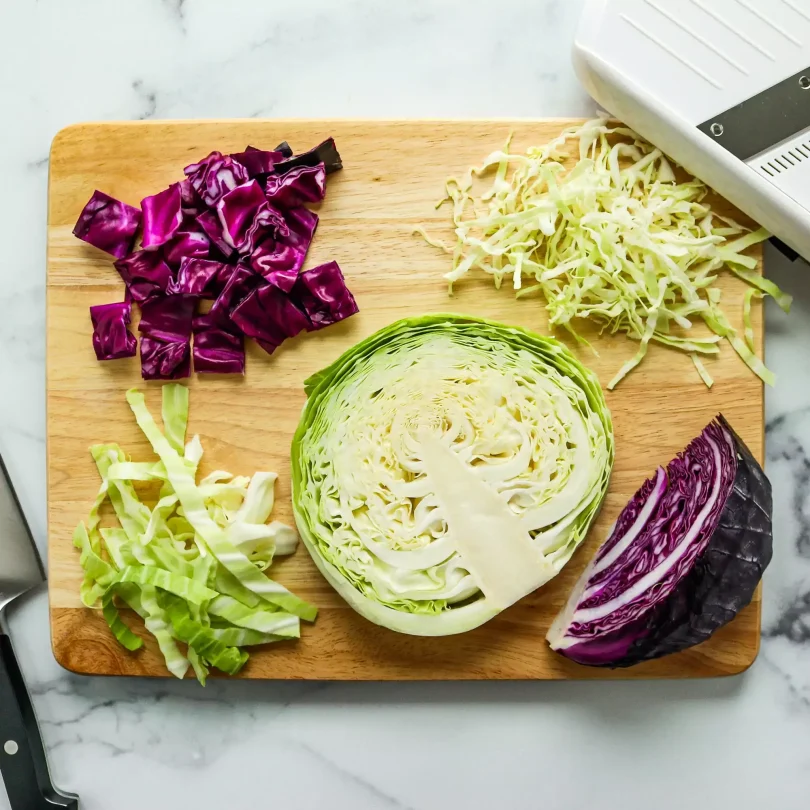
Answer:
[73,383,312,684]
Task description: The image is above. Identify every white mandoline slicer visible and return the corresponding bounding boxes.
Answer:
[574,0,810,261]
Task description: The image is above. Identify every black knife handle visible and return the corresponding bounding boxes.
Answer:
[0,631,78,809]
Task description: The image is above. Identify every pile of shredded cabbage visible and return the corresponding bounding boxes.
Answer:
[74,384,316,684]
[417,118,790,388]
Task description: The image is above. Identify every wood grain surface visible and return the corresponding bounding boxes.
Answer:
[47,120,764,680]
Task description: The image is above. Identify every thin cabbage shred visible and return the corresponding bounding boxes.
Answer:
[418,118,790,388]
[73,383,315,684]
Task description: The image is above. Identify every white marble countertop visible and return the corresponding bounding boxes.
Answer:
[2,1,810,808]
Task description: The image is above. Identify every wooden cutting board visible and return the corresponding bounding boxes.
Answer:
[47,120,765,680]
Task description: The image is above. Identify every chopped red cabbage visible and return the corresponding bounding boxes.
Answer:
[264,163,326,207]
[140,336,191,380]
[113,251,172,303]
[196,210,235,258]
[184,151,249,207]
[231,283,311,353]
[249,205,318,283]
[192,313,245,374]
[247,205,290,254]
[216,180,268,251]
[73,191,141,259]
[163,226,210,268]
[138,295,195,343]
[90,301,137,360]
[76,137,353,377]
[292,261,358,329]
[257,261,299,294]
[209,262,262,325]
[230,147,283,178]
[138,295,195,380]
[168,258,229,298]
[285,205,320,244]
[141,184,183,249]
[179,178,204,215]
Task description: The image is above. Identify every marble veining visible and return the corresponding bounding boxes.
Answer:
[3,0,810,808]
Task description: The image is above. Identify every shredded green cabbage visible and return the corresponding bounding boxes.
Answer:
[417,118,790,388]
[73,384,315,684]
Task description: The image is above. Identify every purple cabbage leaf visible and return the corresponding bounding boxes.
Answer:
[113,251,173,304]
[141,184,183,249]
[184,151,249,207]
[192,313,245,374]
[264,163,326,208]
[73,191,141,259]
[90,301,137,360]
[546,416,772,668]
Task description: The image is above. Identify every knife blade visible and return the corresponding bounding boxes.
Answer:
[0,453,79,810]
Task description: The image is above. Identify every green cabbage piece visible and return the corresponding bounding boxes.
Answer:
[417,118,790,388]
[291,314,614,636]
[73,383,315,684]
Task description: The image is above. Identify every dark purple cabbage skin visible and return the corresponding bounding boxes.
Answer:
[273,141,294,159]
[552,416,772,668]
[273,138,342,175]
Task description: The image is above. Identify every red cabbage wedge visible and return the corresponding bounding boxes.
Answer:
[547,415,772,667]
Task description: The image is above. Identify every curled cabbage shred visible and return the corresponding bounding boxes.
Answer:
[291,314,614,635]
[418,118,790,388]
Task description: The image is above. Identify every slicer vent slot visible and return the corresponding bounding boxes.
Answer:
[760,142,810,176]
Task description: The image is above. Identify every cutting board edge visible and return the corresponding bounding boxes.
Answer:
[48,597,762,681]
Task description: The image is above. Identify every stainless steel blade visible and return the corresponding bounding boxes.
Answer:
[0,455,44,614]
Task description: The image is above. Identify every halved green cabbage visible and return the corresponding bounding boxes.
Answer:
[291,314,614,635]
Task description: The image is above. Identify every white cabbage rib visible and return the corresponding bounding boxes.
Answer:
[292,315,614,635]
